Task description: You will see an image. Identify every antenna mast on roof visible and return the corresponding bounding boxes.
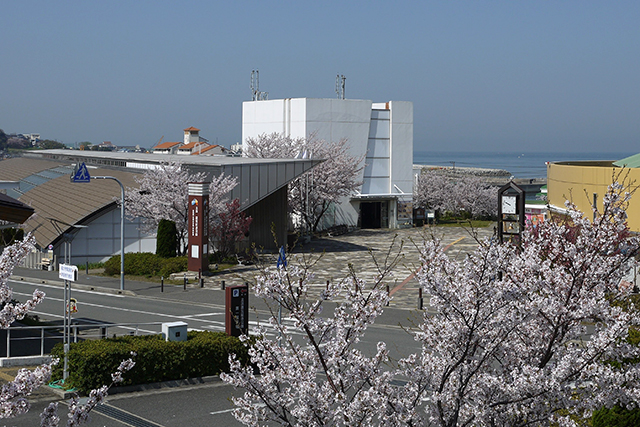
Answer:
[335,74,346,99]
[251,70,269,101]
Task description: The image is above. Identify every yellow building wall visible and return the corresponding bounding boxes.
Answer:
[547,163,640,232]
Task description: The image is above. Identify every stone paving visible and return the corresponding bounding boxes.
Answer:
[207,224,496,309]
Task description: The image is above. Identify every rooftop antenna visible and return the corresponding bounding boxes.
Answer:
[251,69,269,101]
[335,74,346,99]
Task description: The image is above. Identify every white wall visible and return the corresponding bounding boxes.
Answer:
[242,98,414,228]
[67,206,156,264]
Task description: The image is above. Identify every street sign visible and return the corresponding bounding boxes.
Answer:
[225,285,248,337]
[277,245,287,268]
[67,298,78,314]
[59,263,78,282]
[71,162,91,183]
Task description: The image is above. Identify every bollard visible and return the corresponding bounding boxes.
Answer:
[323,280,330,300]
[221,280,226,290]
[200,278,204,288]
[184,273,187,291]
[161,276,164,293]
[86,261,89,275]
[418,288,424,310]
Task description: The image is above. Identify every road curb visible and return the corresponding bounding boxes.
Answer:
[10,276,137,297]
[109,375,222,395]
[46,375,223,399]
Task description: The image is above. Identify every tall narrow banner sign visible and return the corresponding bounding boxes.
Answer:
[187,182,210,273]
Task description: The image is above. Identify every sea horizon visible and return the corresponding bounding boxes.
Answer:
[413,150,637,179]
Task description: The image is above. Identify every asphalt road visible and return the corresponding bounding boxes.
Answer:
[8,276,422,359]
[5,225,494,426]
[5,277,423,427]
[9,380,244,426]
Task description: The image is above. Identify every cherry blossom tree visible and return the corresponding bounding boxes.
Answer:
[223,181,640,426]
[221,238,402,426]
[211,198,252,258]
[123,162,237,255]
[244,133,364,233]
[414,169,498,219]
[0,236,136,426]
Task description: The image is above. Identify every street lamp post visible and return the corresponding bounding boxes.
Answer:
[92,176,125,291]
[71,163,125,290]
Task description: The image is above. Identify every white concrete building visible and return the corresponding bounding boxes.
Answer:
[242,98,413,228]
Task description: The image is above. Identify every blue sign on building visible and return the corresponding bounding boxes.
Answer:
[71,162,91,183]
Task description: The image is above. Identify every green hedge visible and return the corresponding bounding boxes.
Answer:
[593,405,640,427]
[51,331,250,392]
[104,253,187,277]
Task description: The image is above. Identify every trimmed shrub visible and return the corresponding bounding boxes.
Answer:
[593,405,640,427]
[156,219,177,258]
[50,331,250,392]
[159,256,188,277]
[104,253,187,277]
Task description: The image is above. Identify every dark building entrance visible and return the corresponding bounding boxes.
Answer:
[360,202,382,228]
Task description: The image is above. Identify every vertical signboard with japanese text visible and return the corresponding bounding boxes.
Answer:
[187,182,210,272]
[225,285,249,336]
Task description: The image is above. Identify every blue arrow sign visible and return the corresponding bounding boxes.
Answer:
[71,162,91,183]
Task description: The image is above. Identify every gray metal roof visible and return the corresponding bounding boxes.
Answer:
[24,150,321,210]
[0,157,141,248]
[3,151,321,249]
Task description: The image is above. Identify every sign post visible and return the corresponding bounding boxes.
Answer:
[498,181,526,245]
[225,285,248,337]
[188,182,210,273]
[59,263,77,381]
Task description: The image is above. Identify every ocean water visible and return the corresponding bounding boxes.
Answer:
[414,151,637,179]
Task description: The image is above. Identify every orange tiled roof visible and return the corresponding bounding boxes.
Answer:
[183,126,200,132]
[179,141,210,151]
[154,141,181,149]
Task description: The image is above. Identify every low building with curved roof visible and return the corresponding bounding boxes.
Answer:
[1,150,319,264]
[547,156,640,232]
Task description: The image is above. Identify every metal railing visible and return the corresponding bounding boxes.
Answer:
[4,322,164,358]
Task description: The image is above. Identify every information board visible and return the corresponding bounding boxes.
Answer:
[59,264,78,282]
[225,285,249,337]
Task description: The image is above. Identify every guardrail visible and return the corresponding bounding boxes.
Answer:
[4,322,164,358]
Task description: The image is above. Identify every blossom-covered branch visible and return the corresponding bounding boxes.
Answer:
[123,161,237,255]
[222,242,403,426]
[244,133,364,233]
[226,181,640,426]
[414,169,498,219]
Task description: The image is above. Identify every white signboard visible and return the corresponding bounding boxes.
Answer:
[59,264,78,282]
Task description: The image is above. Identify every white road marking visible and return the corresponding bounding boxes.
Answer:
[177,312,224,318]
[210,409,235,415]
[8,279,124,298]
[12,291,223,324]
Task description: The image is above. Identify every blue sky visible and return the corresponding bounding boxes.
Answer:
[2,1,639,153]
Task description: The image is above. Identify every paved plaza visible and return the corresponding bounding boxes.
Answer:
[11,224,496,311]
[210,224,496,309]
